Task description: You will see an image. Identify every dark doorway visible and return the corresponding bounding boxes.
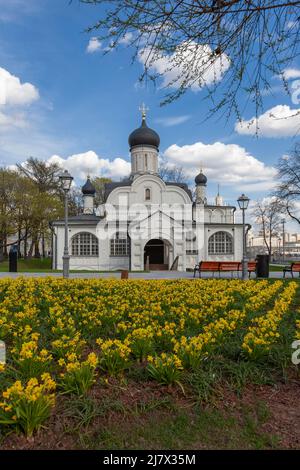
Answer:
[144,239,168,270]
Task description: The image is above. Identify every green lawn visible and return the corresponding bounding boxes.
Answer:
[269,264,285,272]
[0,258,53,272]
[0,258,148,273]
[0,258,292,273]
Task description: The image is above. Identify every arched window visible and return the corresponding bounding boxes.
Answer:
[71,232,99,256]
[208,231,233,255]
[110,232,130,256]
[145,188,151,201]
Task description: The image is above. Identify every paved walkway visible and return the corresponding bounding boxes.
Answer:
[0,271,291,280]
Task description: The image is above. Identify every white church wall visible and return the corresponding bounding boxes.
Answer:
[131,145,158,174]
[204,226,243,262]
[55,225,65,270]
[83,195,94,215]
[106,188,130,206]
[107,256,130,270]
[132,181,163,205]
[70,257,100,271]
[55,225,102,271]
[204,208,234,224]
[233,227,244,260]
[127,174,191,206]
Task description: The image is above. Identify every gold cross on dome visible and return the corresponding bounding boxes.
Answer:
[139,102,149,119]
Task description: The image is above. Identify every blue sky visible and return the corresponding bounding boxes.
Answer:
[0,0,300,218]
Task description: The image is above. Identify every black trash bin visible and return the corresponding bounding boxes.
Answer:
[256,254,269,278]
[9,244,18,272]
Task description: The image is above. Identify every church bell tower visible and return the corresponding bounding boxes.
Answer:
[128,104,160,178]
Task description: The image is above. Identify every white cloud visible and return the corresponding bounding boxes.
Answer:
[286,21,297,30]
[0,67,39,132]
[155,115,191,127]
[163,141,276,192]
[138,41,230,91]
[0,110,27,130]
[0,67,39,106]
[281,68,300,80]
[235,105,300,137]
[86,37,102,54]
[119,32,134,45]
[47,151,131,181]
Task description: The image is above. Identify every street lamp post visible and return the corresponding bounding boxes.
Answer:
[237,194,250,280]
[59,170,73,278]
[281,218,286,263]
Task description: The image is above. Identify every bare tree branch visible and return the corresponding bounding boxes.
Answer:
[77,0,300,120]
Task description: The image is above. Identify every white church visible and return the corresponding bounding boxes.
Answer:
[52,109,245,271]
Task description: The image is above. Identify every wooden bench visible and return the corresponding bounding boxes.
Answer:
[246,261,257,278]
[193,261,220,277]
[283,262,300,278]
[219,262,240,278]
[193,261,257,278]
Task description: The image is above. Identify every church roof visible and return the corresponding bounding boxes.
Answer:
[128,117,160,149]
[195,170,207,185]
[104,179,192,201]
[82,177,96,195]
[165,182,193,199]
[104,179,133,200]
[51,214,102,226]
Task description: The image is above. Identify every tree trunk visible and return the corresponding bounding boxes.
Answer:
[0,238,3,262]
[18,228,22,258]
[34,237,40,258]
[42,232,45,258]
[27,240,34,259]
[24,230,28,259]
[3,234,8,257]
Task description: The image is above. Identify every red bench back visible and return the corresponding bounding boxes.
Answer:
[291,262,300,272]
[248,262,257,271]
[219,262,240,271]
[200,261,220,270]
[197,261,257,272]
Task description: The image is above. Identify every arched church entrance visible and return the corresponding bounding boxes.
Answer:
[144,239,170,270]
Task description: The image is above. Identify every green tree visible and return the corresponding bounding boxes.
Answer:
[17,157,61,193]
[91,176,112,207]
[16,158,64,258]
[0,169,19,260]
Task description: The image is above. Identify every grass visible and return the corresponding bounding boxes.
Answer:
[0,258,53,272]
[75,397,278,450]
[0,258,149,273]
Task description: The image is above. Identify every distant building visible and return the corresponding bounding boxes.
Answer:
[248,231,300,260]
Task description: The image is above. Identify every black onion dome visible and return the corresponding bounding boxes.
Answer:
[128,118,160,149]
[195,171,207,185]
[82,177,96,195]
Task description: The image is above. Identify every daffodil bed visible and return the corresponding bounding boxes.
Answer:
[0,277,299,445]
